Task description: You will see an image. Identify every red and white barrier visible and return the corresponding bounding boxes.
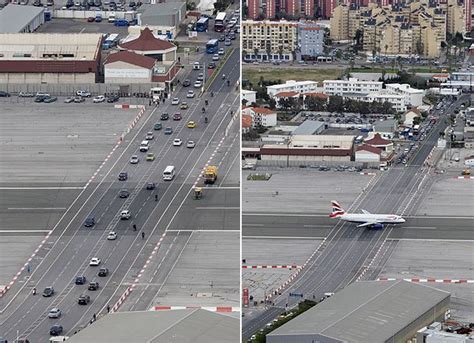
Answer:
[360,172,376,176]
[151,306,239,312]
[454,176,474,179]
[114,104,146,109]
[242,265,301,269]
[377,277,474,284]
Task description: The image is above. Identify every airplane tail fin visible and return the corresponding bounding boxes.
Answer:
[329,200,345,218]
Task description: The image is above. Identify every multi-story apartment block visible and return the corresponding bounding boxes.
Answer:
[267,80,320,98]
[323,78,383,96]
[248,0,260,19]
[298,22,325,58]
[330,4,350,41]
[266,0,276,19]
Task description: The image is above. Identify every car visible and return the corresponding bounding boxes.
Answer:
[146,153,155,161]
[229,33,236,40]
[224,39,231,46]
[194,80,203,88]
[130,155,139,164]
[164,127,173,135]
[186,140,196,148]
[64,96,74,103]
[146,182,156,190]
[171,97,180,105]
[88,281,99,290]
[218,35,225,42]
[160,113,169,120]
[197,73,204,81]
[242,163,256,170]
[153,122,162,130]
[218,48,225,55]
[208,62,216,69]
[43,287,54,297]
[107,94,119,103]
[74,96,85,103]
[173,113,182,121]
[75,276,86,285]
[78,294,90,305]
[84,216,95,227]
[93,95,105,103]
[98,267,109,277]
[107,231,117,240]
[183,79,191,87]
[118,189,129,198]
[145,131,154,140]
[89,257,101,266]
[48,308,61,319]
[118,171,128,181]
[18,91,34,97]
[212,54,219,61]
[187,121,196,128]
[192,62,201,70]
[120,210,131,220]
[50,324,63,336]
[186,90,195,98]
[180,102,188,109]
[173,138,182,146]
[87,16,95,22]
[76,90,91,97]
[43,96,58,103]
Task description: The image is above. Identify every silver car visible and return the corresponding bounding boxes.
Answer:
[48,308,61,318]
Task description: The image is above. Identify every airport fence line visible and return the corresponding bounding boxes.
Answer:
[252,160,381,169]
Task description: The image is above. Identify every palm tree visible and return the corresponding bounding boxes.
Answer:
[253,48,259,61]
[278,46,284,61]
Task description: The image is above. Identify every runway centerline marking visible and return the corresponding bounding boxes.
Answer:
[0,187,84,190]
[7,207,67,210]
[195,207,239,210]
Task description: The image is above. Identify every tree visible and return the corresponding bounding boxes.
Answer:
[242,99,248,107]
[253,48,259,61]
[304,96,327,111]
[327,96,344,113]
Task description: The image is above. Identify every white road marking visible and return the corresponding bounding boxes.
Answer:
[7,207,67,210]
[402,226,437,230]
[0,187,84,190]
[242,236,326,240]
[195,207,239,210]
[0,230,51,233]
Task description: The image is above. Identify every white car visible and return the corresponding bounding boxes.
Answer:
[186,140,195,148]
[193,61,201,70]
[194,80,203,88]
[173,138,183,146]
[171,97,180,105]
[218,48,225,55]
[120,209,131,220]
[130,155,139,164]
[212,54,219,61]
[145,132,154,140]
[107,231,117,240]
[93,95,105,103]
[48,308,61,318]
[197,72,204,81]
[76,90,91,97]
[186,90,195,98]
[89,257,101,266]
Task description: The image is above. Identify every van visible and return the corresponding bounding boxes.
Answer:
[139,140,149,152]
[163,165,175,181]
[193,62,200,70]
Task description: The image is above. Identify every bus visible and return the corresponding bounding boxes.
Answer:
[102,33,119,49]
[214,12,226,32]
[163,166,175,181]
[206,39,219,54]
[196,17,209,32]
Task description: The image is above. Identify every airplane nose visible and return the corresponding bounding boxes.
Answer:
[401,218,406,223]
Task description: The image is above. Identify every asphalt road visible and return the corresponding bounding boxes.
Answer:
[0,45,239,341]
[242,95,470,340]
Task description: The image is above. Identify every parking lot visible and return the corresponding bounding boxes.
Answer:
[37,17,129,34]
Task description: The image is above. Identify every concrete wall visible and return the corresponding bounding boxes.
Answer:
[261,155,352,163]
[53,9,131,19]
[0,72,95,84]
[104,60,152,83]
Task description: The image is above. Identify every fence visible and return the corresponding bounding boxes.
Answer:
[250,159,380,169]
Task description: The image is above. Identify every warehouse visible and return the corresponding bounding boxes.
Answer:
[104,51,157,84]
[0,33,103,84]
[267,280,450,343]
[0,4,44,33]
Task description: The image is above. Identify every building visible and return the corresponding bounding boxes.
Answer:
[404,108,422,127]
[365,133,394,156]
[242,89,257,105]
[242,20,298,61]
[298,22,324,58]
[286,0,297,16]
[248,0,260,19]
[137,2,186,36]
[65,309,239,343]
[303,0,314,17]
[417,322,474,343]
[242,107,278,127]
[242,114,252,133]
[0,33,102,84]
[323,78,383,96]
[292,120,326,135]
[0,4,44,33]
[386,83,424,107]
[330,4,349,41]
[273,91,300,108]
[266,0,276,18]
[267,280,450,343]
[373,119,398,139]
[104,51,158,84]
[267,80,319,98]
[464,155,474,167]
[355,144,382,163]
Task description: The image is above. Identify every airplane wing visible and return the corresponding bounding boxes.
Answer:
[361,209,371,215]
[357,221,380,228]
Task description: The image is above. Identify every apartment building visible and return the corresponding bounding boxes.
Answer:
[323,78,383,96]
[330,4,349,41]
[298,21,324,58]
[267,80,320,98]
[385,83,424,107]
[248,0,260,19]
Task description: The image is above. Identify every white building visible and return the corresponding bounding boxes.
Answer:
[404,108,422,127]
[0,4,44,33]
[355,144,382,163]
[267,80,319,98]
[339,92,407,112]
[242,89,257,105]
[323,78,383,96]
[298,22,324,58]
[242,107,277,127]
[385,83,424,107]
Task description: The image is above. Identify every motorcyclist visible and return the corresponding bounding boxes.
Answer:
[227,80,230,86]
[205,117,208,123]
[155,194,158,201]
[222,74,226,80]
[205,99,208,106]
[141,232,145,239]
[210,91,214,97]
[202,107,206,113]
[32,287,36,295]
[133,224,137,231]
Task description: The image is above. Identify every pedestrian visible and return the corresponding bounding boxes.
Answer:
[107,305,110,313]
[133,224,137,231]
[93,313,96,321]
[149,99,151,106]
[27,264,30,273]
[141,232,145,239]
[32,287,36,295]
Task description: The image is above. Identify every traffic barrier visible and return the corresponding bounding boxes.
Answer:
[242,265,301,269]
[377,277,474,284]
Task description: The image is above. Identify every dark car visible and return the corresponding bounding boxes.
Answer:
[43,286,54,297]
[50,324,63,336]
[173,113,182,121]
[118,171,128,181]
[78,294,91,305]
[118,189,130,198]
[160,113,169,120]
[88,281,99,291]
[107,94,119,103]
[208,62,216,69]
[146,182,156,190]
[153,122,162,130]
[164,127,173,135]
[183,79,191,87]
[87,16,95,22]
[75,276,86,285]
[34,96,47,103]
[84,216,95,227]
[218,35,225,42]
[43,96,57,103]
[0,91,10,97]
[98,267,109,277]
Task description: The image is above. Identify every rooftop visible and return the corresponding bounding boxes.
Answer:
[66,309,239,343]
[275,91,299,97]
[268,280,450,343]
[119,28,175,52]
[357,144,382,154]
[292,120,326,135]
[105,50,156,69]
[267,80,319,91]
[138,2,185,26]
[242,114,252,128]
[365,133,392,145]
[373,119,398,132]
[0,4,44,33]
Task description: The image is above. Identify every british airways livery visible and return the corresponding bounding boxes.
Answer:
[329,200,405,229]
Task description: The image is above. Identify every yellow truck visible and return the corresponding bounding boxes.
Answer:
[204,166,217,184]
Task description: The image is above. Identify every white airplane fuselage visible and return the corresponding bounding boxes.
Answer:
[337,213,406,225]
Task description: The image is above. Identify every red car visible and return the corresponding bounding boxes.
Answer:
[173,113,182,121]
[87,17,95,22]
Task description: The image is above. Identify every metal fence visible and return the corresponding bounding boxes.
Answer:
[253,159,380,169]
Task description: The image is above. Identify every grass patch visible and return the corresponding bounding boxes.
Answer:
[242,68,344,85]
[350,66,450,74]
[247,173,272,181]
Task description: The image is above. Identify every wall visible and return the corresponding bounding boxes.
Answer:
[52,9,131,19]
[104,60,151,83]
[0,72,95,84]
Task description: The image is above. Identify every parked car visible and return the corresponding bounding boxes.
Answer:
[93,95,105,103]
[0,91,11,97]
[43,96,57,103]
[18,91,34,97]
[76,90,91,97]
[107,94,119,103]
[74,96,85,103]
[64,97,74,103]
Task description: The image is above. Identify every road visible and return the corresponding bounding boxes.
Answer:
[0,44,239,342]
[242,95,470,340]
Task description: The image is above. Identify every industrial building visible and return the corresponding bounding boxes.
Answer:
[267,280,450,343]
[292,120,326,135]
[136,2,186,39]
[373,119,398,139]
[65,309,239,343]
[0,33,102,84]
[0,4,44,33]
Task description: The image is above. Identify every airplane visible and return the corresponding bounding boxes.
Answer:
[329,200,405,229]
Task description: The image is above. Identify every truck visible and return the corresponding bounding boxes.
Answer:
[150,86,164,104]
[204,166,217,184]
